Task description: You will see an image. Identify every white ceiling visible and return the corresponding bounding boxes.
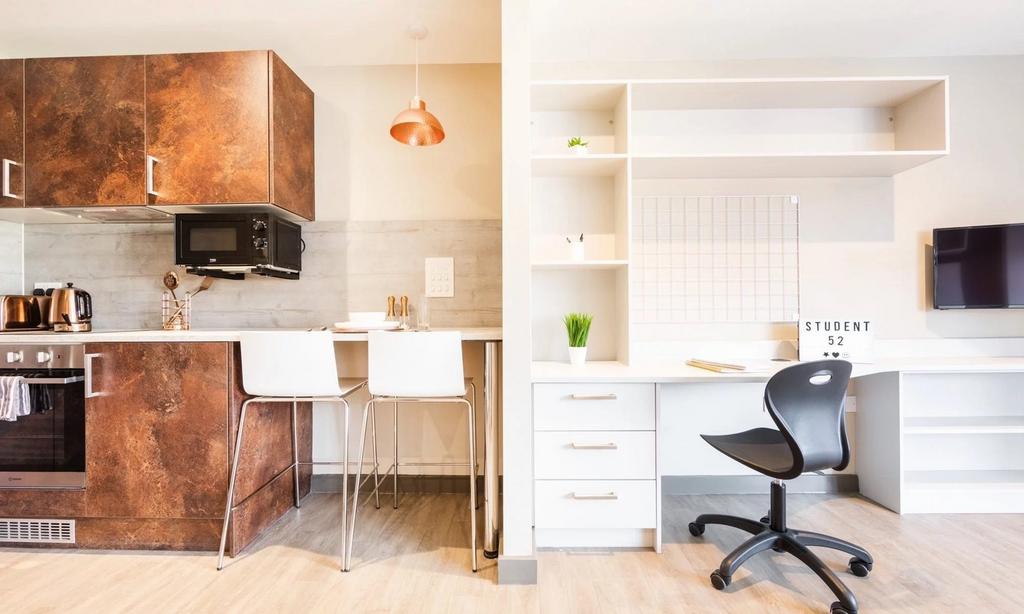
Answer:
[0,0,500,66]
[531,0,1024,63]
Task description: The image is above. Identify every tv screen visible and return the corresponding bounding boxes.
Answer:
[933,223,1024,309]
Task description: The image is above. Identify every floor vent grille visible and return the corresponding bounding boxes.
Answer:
[0,518,76,544]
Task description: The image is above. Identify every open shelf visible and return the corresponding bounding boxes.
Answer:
[531,82,629,155]
[532,260,629,271]
[532,154,627,176]
[904,416,1024,435]
[632,151,947,178]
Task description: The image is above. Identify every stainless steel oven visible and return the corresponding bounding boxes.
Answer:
[0,344,86,489]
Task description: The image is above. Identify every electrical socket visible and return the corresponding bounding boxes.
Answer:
[425,257,454,298]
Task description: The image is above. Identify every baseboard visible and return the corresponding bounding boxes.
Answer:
[312,473,498,494]
[662,473,859,495]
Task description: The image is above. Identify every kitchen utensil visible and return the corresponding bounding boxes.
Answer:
[164,276,215,327]
[49,283,92,333]
[163,271,180,300]
[162,292,191,330]
[191,276,215,297]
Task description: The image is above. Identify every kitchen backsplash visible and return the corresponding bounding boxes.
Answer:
[21,219,501,330]
[0,221,22,295]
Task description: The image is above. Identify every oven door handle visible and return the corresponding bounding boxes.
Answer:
[84,353,101,398]
[24,376,85,385]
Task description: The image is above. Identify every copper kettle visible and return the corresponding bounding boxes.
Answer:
[49,283,93,332]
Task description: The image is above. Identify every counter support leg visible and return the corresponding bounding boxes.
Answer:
[483,341,500,559]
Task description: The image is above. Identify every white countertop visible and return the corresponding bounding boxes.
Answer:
[0,327,503,344]
[532,356,1024,383]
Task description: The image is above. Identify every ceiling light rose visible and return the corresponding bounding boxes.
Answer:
[390,24,445,146]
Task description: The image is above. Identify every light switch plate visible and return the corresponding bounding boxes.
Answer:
[425,257,454,298]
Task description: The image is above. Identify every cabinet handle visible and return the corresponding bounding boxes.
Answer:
[570,442,618,450]
[146,155,159,196]
[570,393,617,400]
[84,353,101,398]
[2,159,21,199]
[571,492,618,500]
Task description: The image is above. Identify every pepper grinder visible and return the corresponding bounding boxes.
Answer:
[386,295,397,322]
[399,295,410,329]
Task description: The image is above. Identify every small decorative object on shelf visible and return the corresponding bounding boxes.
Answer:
[567,136,589,155]
[564,312,593,366]
[566,233,585,261]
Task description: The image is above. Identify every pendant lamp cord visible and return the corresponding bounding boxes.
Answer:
[414,37,420,99]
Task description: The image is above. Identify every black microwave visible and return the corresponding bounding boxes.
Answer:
[174,213,302,280]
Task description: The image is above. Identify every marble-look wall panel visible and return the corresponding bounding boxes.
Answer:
[0,221,22,294]
[22,219,500,329]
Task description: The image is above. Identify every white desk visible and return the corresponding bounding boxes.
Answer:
[531,356,1024,550]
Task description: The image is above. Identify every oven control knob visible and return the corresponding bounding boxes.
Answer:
[5,351,23,364]
[36,351,52,364]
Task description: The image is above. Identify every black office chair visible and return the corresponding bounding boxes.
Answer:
[688,360,872,614]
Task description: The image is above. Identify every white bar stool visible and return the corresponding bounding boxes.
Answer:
[217,331,376,571]
[346,330,478,572]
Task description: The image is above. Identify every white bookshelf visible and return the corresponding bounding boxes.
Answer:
[529,76,949,365]
[857,370,1024,514]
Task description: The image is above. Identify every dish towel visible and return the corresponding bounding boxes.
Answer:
[0,375,30,422]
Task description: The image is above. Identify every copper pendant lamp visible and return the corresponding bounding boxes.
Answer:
[391,25,445,146]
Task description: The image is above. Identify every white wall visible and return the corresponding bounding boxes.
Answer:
[298,63,501,221]
[0,221,21,294]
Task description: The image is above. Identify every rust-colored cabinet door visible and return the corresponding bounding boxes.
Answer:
[146,51,270,206]
[24,55,146,207]
[83,342,230,519]
[0,59,24,207]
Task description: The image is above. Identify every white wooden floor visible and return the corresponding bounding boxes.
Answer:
[1,492,1022,613]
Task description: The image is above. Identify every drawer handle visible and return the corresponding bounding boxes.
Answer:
[570,442,618,450]
[571,492,618,500]
[570,393,617,400]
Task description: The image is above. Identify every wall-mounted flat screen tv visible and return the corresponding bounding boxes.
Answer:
[933,223,1024,309]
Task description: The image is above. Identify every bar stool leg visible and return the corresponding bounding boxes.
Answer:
[291,399,301,509]
[393,400,400,509]
[465,398,478,572]
[469,382,479,510]
[218,398,253,570]
[340,398,350,571]
[370,403,381,510]
[344,399,372,571]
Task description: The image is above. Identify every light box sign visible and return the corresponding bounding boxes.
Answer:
[799,318,874,363]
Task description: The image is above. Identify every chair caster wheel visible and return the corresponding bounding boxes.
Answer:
[688,522,705,537]
[849,557,872,577]
[830,601,856,614]
[710,570,730,590]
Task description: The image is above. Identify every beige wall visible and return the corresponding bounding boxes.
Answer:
[298,63,501,221]
[535,55,1024,341]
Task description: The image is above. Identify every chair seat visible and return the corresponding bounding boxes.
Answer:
[700,428,795,478]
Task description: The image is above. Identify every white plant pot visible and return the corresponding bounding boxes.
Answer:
[569,144,589,156]
[568,241,585,261]
[568,346,588,366]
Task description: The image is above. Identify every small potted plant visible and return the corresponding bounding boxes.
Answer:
[567,136,589,155]
[564,312,593,366]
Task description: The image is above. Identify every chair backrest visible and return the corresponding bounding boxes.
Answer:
[239,331,342,397]
[764,359,852,475]
[367,330,465,398]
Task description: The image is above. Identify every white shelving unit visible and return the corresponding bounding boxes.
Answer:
[529,76,949,366]
[856,370,1024,513]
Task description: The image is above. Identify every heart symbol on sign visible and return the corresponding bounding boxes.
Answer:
[831,352,840,358]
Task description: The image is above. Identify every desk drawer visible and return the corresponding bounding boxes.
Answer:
[535,480,656,529]
[535,431,655,480]
[534,383,655,431]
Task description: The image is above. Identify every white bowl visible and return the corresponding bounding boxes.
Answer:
[349,311,386,322]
